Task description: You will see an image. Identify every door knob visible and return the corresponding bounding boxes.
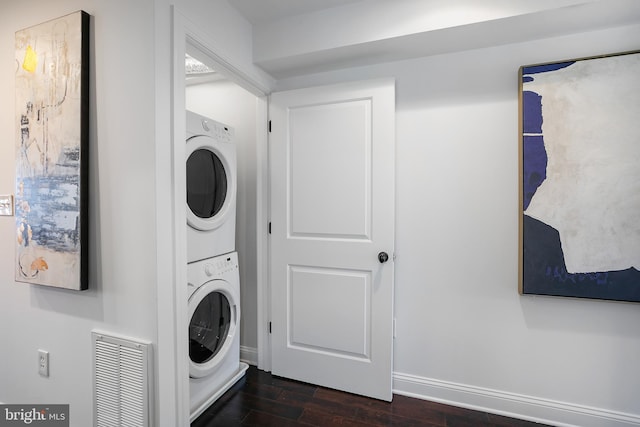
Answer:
[378,252,389,263]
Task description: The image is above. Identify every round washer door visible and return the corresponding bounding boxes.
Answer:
[188,280,239,378]
[186,135,236,231]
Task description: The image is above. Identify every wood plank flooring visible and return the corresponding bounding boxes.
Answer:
[192,366,551,427]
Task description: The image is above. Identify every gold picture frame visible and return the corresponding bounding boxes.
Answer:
[518,50,640,302]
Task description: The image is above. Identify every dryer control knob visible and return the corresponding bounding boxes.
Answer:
[204,264,215,277]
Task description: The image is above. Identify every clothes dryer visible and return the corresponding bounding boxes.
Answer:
[186,110,236,263]
[188,251,248,421]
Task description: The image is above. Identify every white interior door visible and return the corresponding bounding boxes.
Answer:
[269,79,395,401]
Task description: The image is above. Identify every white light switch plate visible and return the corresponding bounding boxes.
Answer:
[0,194,13,216]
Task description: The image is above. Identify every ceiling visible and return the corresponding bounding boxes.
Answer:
[228,0,365,24]
[225,0,640,79]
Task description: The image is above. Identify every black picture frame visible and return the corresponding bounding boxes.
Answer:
[15,11,90,290]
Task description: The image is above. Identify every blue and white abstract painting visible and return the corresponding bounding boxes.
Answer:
[521,52,640,302]
[15,11,88,290]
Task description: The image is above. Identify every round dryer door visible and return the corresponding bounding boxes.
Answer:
[186,135,236,231]
[188,280,238,378]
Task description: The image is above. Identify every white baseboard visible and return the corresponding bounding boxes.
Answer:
[240,345,258,366]
[393,372,640,427]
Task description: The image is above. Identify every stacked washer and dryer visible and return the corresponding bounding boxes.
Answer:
[185,110,248,422]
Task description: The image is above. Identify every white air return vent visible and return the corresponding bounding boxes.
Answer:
[92,331,153,427]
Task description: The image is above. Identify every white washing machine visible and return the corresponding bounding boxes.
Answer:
[186,110,237,263]
[188,251,248,421]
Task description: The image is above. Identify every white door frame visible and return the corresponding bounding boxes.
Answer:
[168,7,271,425]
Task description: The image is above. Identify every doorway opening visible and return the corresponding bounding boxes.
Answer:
[169,9,271,424]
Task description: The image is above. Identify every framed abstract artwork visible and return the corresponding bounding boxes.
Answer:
[519,50,640,303]
[15,11,90,290]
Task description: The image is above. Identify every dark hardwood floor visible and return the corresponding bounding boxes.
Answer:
[192,366,551,427]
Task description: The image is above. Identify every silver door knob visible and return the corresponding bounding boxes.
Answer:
[378,252,389,263]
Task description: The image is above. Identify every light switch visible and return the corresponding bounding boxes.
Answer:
[0,194,13,216]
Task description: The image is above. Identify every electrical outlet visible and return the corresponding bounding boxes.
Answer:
[38,350,49,377]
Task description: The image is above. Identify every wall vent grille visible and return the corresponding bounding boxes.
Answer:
[92,332,152,427]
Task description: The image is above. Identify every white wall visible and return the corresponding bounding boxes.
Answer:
[275,24,640,426]
[2,0,639,426]
[186,79,259,358]
[0,1,158,426]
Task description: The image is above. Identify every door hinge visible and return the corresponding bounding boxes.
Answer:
[393,318,397,339]
[268,222,271,234]
[268,120,272,132]
[269,322,272,334]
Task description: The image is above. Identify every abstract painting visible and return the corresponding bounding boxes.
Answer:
[519,51,640,303]
[15,11,89,290]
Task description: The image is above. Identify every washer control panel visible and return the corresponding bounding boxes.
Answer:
[202,253,238,278]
